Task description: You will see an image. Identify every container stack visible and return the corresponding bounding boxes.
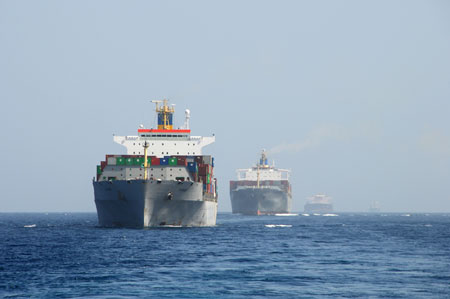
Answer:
[97,154,216,195]
[194,155,215,194]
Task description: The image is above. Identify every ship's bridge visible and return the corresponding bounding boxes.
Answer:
[236,150,290,181]
[138,129,191,140]
[236,168,290,181]
[112,100,215,157]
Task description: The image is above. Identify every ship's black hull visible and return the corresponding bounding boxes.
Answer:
[230,188,291,215]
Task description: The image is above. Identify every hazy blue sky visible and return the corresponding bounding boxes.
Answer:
[1,0,449,212]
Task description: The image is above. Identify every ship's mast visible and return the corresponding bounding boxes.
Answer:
[152,99,175,130]
[257,164,260,188]
[260,149,269,168]
[143,141,149,180]
[257,149,268,188]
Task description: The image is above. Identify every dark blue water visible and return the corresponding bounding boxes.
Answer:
[1,213,449,298]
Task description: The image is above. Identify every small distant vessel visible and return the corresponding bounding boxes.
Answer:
[229,150,292,215]
[304,194,333,214]
[369,201,381,212]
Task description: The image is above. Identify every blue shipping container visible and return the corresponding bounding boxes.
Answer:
[187,162,197,172]
[160,158,169,165]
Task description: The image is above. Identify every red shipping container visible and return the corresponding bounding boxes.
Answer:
[151,157,160,165]
[177,156,188,166]
[198,164,209,176]
[100,161,107,171]
[195,156,203,164]
[177,160,188,166]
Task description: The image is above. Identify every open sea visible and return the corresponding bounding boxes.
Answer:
[1,213,449,298]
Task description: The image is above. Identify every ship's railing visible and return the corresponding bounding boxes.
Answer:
[235,168,290,181]
[235,185,282,190]
[125,136,139,140]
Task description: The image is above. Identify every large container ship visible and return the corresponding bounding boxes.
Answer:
[304,194,333,214]
[229,151,292,215]
[93,100,217,227]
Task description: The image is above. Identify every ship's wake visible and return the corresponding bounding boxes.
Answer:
[275,213,298,217]
[265,224,292,228]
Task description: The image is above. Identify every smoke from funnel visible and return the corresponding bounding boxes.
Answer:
[267,124,346,155]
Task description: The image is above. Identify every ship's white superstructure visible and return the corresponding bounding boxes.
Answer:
[307,194,332,205]
[113,103,214,157]
[113,132,214,157]
[236,150,290,182]
[113,126,214,158]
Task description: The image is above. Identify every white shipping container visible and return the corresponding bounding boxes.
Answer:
[202,155,212,164]
[107,157,117,165]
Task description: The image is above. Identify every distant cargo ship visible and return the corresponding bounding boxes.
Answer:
[369,201,381,212]
[93,100,217,227]
[229,150,292,215]
[304,194,333,214]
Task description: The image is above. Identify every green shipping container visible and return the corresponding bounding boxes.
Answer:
[116,157,125,165]
[125,158,134,165]
[134,157,143,165]
[169,157,178,166]
[147,157,152,165]
[207,174,211,184]
[97,165,102,175]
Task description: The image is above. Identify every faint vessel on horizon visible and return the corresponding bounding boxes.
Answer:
[229,150,292,215]
[369,201,381,212]
[304,194,333,214]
